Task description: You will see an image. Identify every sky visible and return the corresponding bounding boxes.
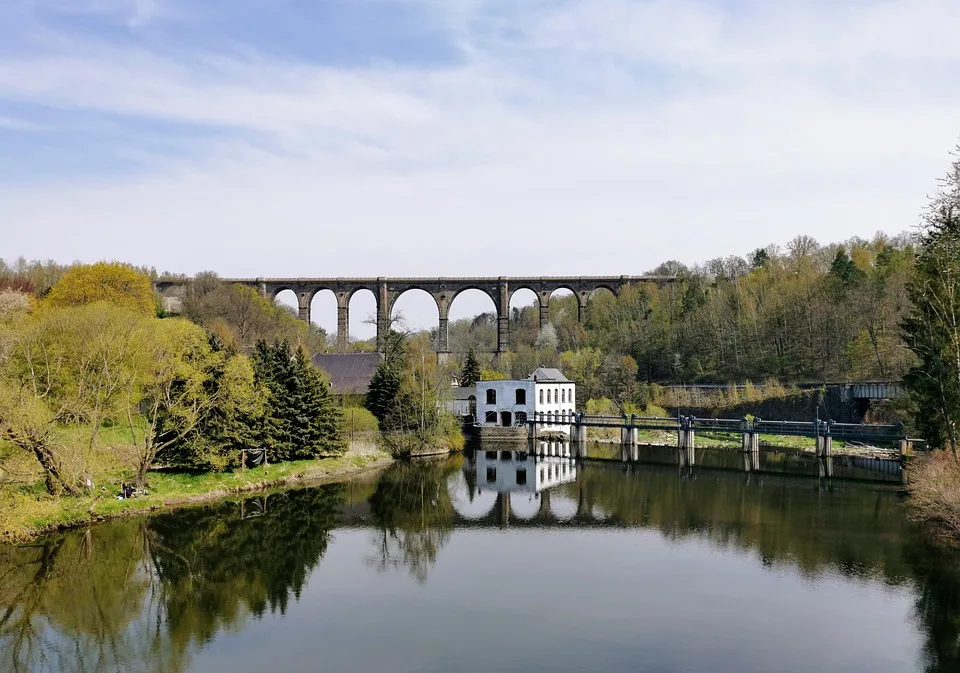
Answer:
[1,0,959,335]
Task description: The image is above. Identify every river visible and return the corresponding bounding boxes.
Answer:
[1,444,958,673]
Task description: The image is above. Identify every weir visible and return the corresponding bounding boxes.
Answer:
[527,413,913,464]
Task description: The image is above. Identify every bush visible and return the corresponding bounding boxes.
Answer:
[342,406,379,436]
[908,451,960,541]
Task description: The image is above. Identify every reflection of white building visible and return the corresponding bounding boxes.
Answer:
[475,368,576,432]
[473,444,577,494]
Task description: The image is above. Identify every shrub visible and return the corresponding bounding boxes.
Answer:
[908,451,960,541]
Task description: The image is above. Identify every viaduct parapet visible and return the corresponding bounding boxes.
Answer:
[154,275,676,355]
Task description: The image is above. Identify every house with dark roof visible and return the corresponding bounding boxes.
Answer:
[312,353,382,397]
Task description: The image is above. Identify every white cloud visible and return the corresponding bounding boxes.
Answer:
[1,0,958,332]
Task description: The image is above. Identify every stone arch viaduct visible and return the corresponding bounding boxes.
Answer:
[155,276,675,355]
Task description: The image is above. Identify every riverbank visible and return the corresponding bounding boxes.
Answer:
[908,450,960,543]
[0,443,393,544]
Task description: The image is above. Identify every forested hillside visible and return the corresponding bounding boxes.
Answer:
[448,232,916,386]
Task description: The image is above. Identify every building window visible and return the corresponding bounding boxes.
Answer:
[500,450,513,461]
[516,469,527,486]
[486,389,496,404]
[539,389,544,404]
[516,389,526,405]
[547,389,552,404]
[485,411,497,423]
[486,467,497,482]
[562,389,566,403]
[486,450,497,460]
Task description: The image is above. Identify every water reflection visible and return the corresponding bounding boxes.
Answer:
[0,451,959,672]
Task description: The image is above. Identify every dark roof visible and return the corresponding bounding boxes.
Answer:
[529,367,569,382]
[451,386,476,401]
[312,353,382,395]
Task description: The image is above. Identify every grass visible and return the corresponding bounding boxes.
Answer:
[0,442,392,544]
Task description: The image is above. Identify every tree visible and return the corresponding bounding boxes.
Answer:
[184,281,325,355]
[0,304,149,494]
[460,348,481,387]
[161,335,265,471]
[251,340,345,461]
[45,262,156,316]
[903,148,960,454]
[130,319,241,487]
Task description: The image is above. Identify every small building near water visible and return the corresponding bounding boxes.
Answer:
[444,385,477,421]
[475,367,576,432]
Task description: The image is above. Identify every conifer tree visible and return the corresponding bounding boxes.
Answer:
[252,339,345,460]
[903,146,960,455]
[461,348,481,387]
[365,357,403,430]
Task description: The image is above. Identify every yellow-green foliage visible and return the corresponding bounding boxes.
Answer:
[480,368,506,381]
[45,262,156,316]
[342,406,380,435]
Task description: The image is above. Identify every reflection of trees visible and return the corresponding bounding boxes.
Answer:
[0,522,179,673]
[561,464,960,673]
[560,465,918,581]
[147,485,345,649]
[368,460,458,583]
[0,484,345,673]
[906,537,960,673]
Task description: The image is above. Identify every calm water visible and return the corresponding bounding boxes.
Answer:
[2,445,959,673]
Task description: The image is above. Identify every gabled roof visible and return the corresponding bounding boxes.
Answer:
[312,353,382,395]
[528,367,570,383]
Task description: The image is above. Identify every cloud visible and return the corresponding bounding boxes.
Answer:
[1,0,958,330]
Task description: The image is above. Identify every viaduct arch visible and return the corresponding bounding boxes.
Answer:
[155,276,675,356]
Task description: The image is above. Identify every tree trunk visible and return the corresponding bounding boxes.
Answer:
[31,443,79,496]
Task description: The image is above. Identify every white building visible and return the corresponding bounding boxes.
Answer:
[475,367,576,432]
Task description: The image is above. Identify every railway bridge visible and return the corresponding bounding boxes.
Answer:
[155,275,675,355]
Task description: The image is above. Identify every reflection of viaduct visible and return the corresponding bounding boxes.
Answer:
[155,276,675,353]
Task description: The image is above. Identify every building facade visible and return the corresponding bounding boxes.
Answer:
[475,367,576,432]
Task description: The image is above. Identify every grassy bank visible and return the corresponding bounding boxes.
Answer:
[0,442,392,544]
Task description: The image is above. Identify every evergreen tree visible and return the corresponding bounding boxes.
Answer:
[461,348,481,387]
[903,205,960,454]
[903,146,960,454]
[365,357,403,430]
[252,340,345,460]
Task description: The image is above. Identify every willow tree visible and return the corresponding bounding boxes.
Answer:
[0,304,147,495]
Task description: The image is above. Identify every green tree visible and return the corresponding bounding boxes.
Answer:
[460,348,481,387]
[903,150,960,453]
[251,340,345,461]
[133,318,229,487]
[161,335,265,471]
[183,279,325,355]
[45,262,156,316]
[0,304,149,494]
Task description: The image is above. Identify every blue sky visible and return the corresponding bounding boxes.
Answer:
[1,0,959,334]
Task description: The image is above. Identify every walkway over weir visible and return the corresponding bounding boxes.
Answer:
[154,275,675,354]
[534,414,912,460]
